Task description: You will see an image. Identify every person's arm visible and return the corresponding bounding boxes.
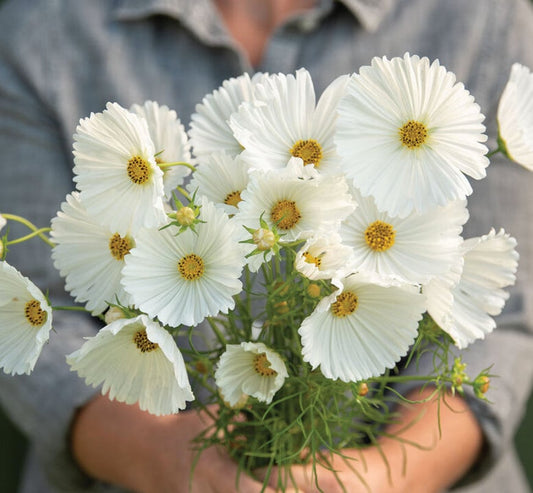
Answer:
[71,395,275,493]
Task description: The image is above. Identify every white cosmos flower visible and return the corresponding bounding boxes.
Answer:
[189,73,269,158]
[339,186,468,285]
[299,274,426,382]
[215,342,288,406]
[131,100,192,199]
[236,157,355,244]
[122,198,245,327]
[295,234,354,281]
[0,262,53,375]
[50,192,134,315]
[230,69,349,174]
[497,63,533,170]
[0,214,5,231]
[424,229,518,349]
[73,102,167,235]
[67,314,194,415]
[336,53,489,217]
[187,152,250,215]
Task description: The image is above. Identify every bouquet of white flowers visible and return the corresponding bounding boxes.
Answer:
[1,53,531,491]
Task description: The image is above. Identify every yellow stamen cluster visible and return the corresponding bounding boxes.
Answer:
[133,329,159,353]
[224,191,242,208]
[399,120,428,149]
[303,251,321,268]
[331,291,358,318]
[364,220,396,252]
[127,155,151,184]
[290,139,323,167]
[178,253,205,281]
[109,233,133,260]
[24,299,47,327]
[253,353,277,377]
[271,200,301,230]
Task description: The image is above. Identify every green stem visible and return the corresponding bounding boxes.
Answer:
[158,161,196,172]
[486,148,501,158]
[52,305,91,313]
[2,213,55,247]
[7,228,53,246]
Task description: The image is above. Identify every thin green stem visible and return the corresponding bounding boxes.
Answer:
[486,148,501,158]
[7,228,53,246]
[158,161,196,172]
[52,305,91,313]
[2,213,55,247]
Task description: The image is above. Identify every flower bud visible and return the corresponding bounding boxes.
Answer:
[307,283,321,298]
[104,306,126,324]
[176,207,196,226]
[474,375,490,398]
[253,228,276,251]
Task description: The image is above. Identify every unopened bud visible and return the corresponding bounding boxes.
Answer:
[253,228,276,251]
[358,382,369,397]
[176,207,196,226]
[307,283,321,298]
[474,375,490,398]
[104,306,126,324]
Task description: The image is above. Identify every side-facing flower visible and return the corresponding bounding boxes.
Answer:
[295,234,353,281]
[131,100,192,198]
[73,102,167,235]
[497,63,533,170]
[67,314,194,415]
[189,73,269,158]
[339,186,468,285]
[122,198,246,327]
[0,261,53,375]
[187,152,250,215]
[215,342,288,407]
[235,157,355,244]
[424,229,519,349]
[299,274,426,382]
[51,192,134,315]
[230,69,349,174]
[336,53,488,217]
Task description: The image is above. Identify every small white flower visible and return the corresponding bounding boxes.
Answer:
[0,262,53,375]
[189,73,269,158]
[299,274,426,382]
[336,53,488,217]
[122,198,245,327]
[339,186,468,285]
[0,214,6,232]
[424,229,518,349]
[50,192,134,315]
[236,158,355,244]
[73,102,167,235]
[230,69,349,174]
[497,63,533,170]
[131,100,192,199]
[67,314,194,415]
[187,152,251,215]
[215,342,288,406]
[295,234,353,281]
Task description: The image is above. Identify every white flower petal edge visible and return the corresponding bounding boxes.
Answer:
[67,314,194,415]
[131,100,192,199]
[215,342,288,407]
[51,192,134,315]
[0,262,52,375]
[425,229,518,349]
[336,53,488,217]
[497,63,533,170]
[299,273,425,382]
[73,102,166,235]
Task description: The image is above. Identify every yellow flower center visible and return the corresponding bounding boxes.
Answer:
[127,155,151,184]
[24,299,47,327]
[133,329,159,353]
[303,251,322,268]
[364,220,396,252]
[253,353,277,377]
[331,291,358,318]
[178,253,205,281]
[224,191,242,208]
[291,139,323,167]
[399,120,428,149]
[109,233,133,260]
[271,200,301,230]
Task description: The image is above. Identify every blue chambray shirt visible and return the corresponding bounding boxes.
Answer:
[0,0,532,491]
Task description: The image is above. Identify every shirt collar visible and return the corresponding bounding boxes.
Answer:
[111,0,395,32]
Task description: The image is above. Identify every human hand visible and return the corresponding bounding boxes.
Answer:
[71,394,275,493]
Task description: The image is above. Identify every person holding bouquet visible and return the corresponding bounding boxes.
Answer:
[0,0,532,492]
